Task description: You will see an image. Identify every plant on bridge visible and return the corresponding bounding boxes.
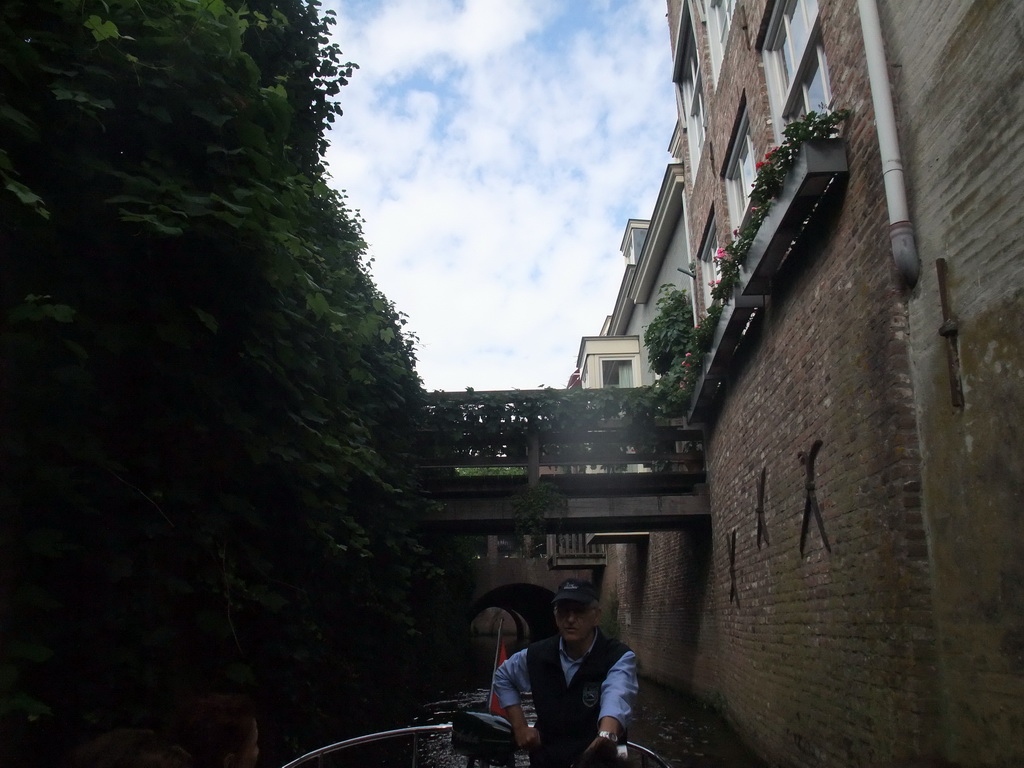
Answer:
[511,482,566,557]
[419,387,662,457]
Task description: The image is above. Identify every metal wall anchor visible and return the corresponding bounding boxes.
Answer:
[799,439,831,556]
[727,528,739,605]
[756,467,770,549]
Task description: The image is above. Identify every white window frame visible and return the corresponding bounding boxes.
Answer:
[707,0,737,86]
[599,357,639,389]
[698,216,721,313]
[725,112,756,229]
[674,7,707,179]
[763,0,832,140]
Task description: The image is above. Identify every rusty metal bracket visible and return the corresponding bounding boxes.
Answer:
[726,528,739,605]
[756,466,770,549]
[799,439,831,556]
[936,258,964,408]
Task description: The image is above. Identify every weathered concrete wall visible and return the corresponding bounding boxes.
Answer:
[887,1,1024,764]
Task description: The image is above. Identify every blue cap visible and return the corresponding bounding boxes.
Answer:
[551,578,599,605]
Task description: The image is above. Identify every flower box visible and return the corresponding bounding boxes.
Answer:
[740,138,849,296]
[686,287,763,422]
[685,138,848,422]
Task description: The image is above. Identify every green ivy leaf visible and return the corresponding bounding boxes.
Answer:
[192,307,219,334]
[84,15,120,42]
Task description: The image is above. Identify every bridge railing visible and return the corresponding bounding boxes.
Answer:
[417,390,705,479]
[546,532,606,569]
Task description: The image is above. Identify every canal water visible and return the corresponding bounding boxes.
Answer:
[410,636,769,768]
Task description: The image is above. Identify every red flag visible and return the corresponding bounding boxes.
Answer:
[488,638,509,717]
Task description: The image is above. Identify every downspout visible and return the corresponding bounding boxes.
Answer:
[857,0,919,288]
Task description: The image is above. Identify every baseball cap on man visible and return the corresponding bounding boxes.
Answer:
[551,578,599,605]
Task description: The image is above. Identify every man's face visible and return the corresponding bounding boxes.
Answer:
[553,600,600,644]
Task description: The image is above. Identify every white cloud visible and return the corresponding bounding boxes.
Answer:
[324,0,676,391]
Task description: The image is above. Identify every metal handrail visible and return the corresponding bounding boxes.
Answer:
[279,723,674,768]
[279,724,451,768]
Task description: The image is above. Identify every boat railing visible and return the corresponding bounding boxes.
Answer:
[279,723,674,768]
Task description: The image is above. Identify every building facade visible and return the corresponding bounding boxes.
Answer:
[589,2,1024,766]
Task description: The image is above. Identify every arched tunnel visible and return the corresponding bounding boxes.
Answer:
[468,582,558,641]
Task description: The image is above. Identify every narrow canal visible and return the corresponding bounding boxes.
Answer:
[412,635,769,768]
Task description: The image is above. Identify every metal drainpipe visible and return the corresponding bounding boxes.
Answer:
[857,0,919,288]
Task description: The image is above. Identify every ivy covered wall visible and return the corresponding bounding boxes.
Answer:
[0,2,473,765]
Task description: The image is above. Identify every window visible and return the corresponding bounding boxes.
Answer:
[725,112,756,228]
[698,217,721,313]
[674,10,707,177]
[763,0,832,137]
[707,0,737,85]
[601,359,635,388]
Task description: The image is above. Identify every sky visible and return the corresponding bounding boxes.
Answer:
[322,0,677,392]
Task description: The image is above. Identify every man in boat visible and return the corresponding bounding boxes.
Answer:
[491,578,638,768]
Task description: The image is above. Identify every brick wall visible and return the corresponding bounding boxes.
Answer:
[615,2,949,766]
[604,526,719,696]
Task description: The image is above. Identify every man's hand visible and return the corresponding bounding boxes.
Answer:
[512,723,541,752]
[503,704,541,752]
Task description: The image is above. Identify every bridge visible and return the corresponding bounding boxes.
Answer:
[414,390,708,638]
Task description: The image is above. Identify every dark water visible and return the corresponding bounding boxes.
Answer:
[410,636,769,768]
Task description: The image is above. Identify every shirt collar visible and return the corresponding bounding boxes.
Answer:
[558,628,599,661]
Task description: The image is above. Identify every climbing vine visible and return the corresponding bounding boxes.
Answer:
[511,483,566,556]
[0,1,471,764]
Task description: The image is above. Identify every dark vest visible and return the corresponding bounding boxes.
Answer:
[526,629,629,768]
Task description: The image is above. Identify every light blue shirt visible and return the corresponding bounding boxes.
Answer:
[492,632,638,730]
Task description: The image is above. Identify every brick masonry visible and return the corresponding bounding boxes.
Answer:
[597,2,1024,767]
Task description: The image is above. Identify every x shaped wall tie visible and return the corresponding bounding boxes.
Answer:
[756,466,770,549]
[726,528,739,605]
[799,439,831,556]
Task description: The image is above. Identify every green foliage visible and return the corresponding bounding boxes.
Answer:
[511,483,565,555]
[644,284,695,376]
[0,1,470,764]
[644,110,850,410]
[641,285,699,414]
